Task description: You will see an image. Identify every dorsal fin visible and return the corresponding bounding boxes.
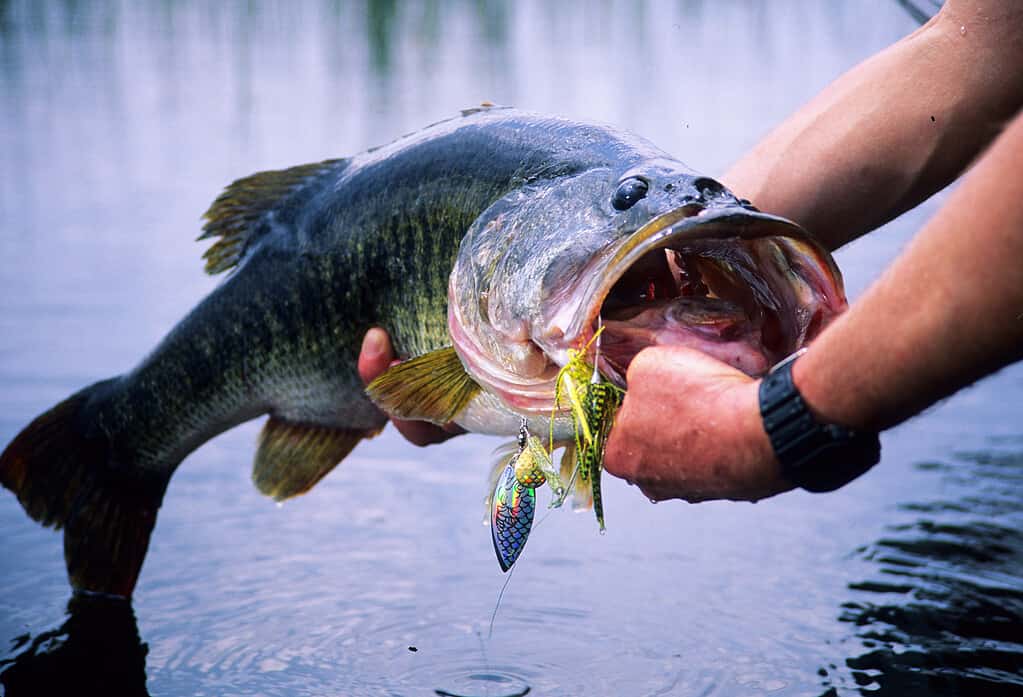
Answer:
[252,416,380,501]
[198,159,344,275]
[365,346,481,424]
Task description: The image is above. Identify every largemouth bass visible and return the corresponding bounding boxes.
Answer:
[0,106,846,596]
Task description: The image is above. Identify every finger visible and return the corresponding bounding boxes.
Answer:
[601,391,639,481]
[358,328,465,446]
[358,327,394,385]
[633,481,670,502]
[391,417,462,446]
[626,344,748,385]
[636,482,709,504]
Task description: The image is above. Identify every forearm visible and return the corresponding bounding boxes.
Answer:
[721,0,1023,250]
[606,113,1023,502]
[794,109,1023,432]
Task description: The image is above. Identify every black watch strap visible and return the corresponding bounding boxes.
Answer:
[759,353,880,492]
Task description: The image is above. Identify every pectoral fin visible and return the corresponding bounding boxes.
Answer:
[365,346,481,424]
[253,416,379,501]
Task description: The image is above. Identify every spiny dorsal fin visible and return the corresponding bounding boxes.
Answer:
[199,158,344,275]
[365,346,481,424]
[253,417,379,501]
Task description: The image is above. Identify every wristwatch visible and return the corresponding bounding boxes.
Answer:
[758,349,881,492]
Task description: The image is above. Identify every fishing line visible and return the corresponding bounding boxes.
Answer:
[486,563,516,639]
[471,623,495,697]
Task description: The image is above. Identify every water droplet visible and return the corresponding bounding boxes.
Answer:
[649,498,658,504]
[275,501,284,509]
[960,25,967,36]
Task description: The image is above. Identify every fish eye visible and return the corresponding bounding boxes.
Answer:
[612,177,649,211]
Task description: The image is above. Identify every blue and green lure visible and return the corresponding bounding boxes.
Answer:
[490,421,562,571]
[490,324,624,572]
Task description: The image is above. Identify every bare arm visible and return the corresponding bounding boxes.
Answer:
[361,0,1023,456]
[795,108,1023,433]
[604,109,1023,501]
[721,0,1023,250]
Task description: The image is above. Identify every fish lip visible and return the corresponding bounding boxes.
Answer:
[549,203,841,361]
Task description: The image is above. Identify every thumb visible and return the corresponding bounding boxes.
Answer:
[358,328,395,385]
[625,344,750,386]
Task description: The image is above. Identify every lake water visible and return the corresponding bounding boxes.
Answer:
[1,2,1021,696]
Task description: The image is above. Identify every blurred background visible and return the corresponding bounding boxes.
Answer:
[1,2,1020,696]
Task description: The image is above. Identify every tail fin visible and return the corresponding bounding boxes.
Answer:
[0,380,165,597]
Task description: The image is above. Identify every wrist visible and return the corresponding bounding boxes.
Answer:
[736,378,792,500]
[760,352,881,492]
[790,344,871,431]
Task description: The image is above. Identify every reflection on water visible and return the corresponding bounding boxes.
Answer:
[0,594,148,697]
[2,1,1021,696]
[839,445,1023,695]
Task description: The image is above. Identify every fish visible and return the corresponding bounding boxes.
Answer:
[0,106,847,596]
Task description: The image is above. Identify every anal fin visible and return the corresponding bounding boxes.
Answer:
[253,417,378,501]
[365,346,480,424]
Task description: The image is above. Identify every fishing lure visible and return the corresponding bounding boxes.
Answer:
[581,365,623,531]
[550,322,624,530]
[490,323,623,571]
[490,420,562,572]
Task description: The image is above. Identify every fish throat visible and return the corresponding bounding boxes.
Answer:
[597,237,812,380]
[554,208,846,387]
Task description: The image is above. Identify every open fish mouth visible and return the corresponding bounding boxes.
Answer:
[563,205,846,385]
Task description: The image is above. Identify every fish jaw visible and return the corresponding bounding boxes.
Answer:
[534,204,847,384]
[448,174,846,426]
[448,292,560,414]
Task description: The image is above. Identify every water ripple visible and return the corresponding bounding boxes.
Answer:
[836,446,1023,695]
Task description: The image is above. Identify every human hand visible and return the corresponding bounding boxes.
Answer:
[603,346,793,503]
[358,328,466,446]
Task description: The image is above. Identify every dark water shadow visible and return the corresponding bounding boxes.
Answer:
[837,446,1023,695]
[0,593,149,697]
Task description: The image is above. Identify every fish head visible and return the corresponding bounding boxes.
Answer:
[449,156,846,415]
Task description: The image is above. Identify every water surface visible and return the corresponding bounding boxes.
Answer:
[1,2,1021,695]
